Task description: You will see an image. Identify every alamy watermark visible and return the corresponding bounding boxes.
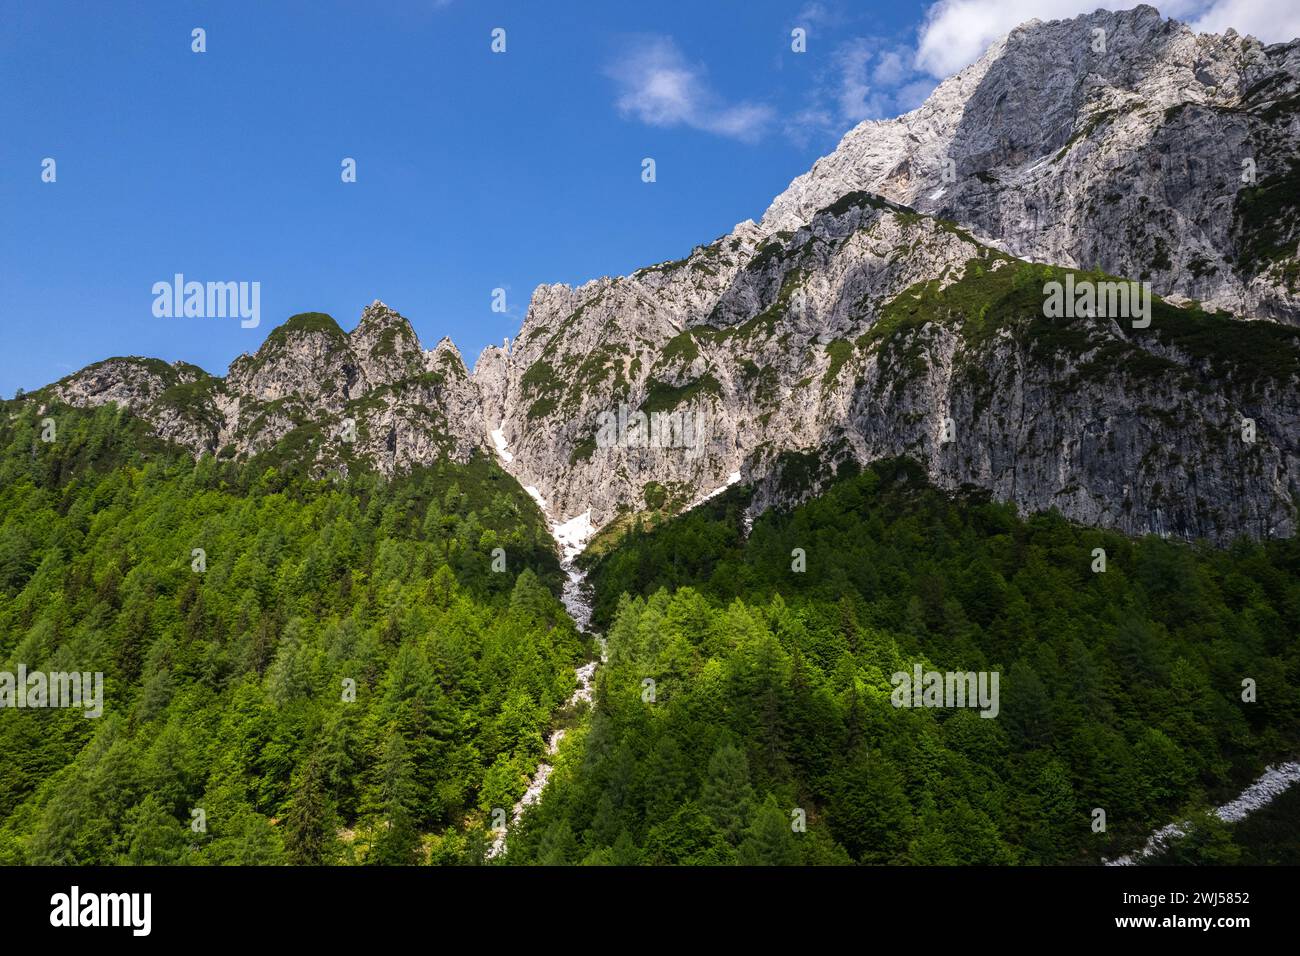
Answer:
[50,886,150,936]
[1043,274,1151,329]
[0,666,103,718]
[891,665,999,719]
[595,402,709,459]
[152,274,260,328]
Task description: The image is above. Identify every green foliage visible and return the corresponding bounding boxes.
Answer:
[659,331,701,366]
[641,375,721,415]
[642,482,668,512]
[154,375,225,434]
[0,402,586,864]
[263,312,348,350]
[5,390,1297,867]
[521,360,565,421]
[1234,157,1300,285]
[818,190,903,218]
[371,322,419,361]
[864,258,1300,394]
[821,339,853,387]
[1191,783,1300,864]
[515,460,1300,865]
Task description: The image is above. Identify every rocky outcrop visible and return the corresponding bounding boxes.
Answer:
[50,302,489,476]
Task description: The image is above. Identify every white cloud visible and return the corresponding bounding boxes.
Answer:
[795,1,842,30]
[872,49,910,87]
[834,39,881,122]
[786,37,938,143]
[1191,0,1300,41]
[607,36,774,142]
[915,0,1298,79]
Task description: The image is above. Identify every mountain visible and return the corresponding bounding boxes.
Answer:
[761,5,1300,323]
[27,6,1300,546]
[46,303,486,475]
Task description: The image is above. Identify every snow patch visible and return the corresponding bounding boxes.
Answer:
[518,487,596,629]
[490,425,513,464]
[1105,761,1300,866]
[553,510,594,564]
[687,470,743,511]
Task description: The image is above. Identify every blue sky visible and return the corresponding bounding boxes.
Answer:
[1,0,1291,394]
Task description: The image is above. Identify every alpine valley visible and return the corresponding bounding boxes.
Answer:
[2,6,1298,866]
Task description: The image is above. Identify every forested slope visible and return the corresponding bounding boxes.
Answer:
[0,400,586,864]
[3,397,1296,865]
[506,459,1300,864]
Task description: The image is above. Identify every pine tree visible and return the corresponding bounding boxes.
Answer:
[737,795,799,866]
[699,742,754,844]
[370,732,421,865]
[284,751,335,865]
[121,795,186,865]
[828,750,914,863]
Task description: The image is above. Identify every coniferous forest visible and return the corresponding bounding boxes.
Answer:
[0,402,585,864]
[509,459,1300,865]
[2,402,1295,866]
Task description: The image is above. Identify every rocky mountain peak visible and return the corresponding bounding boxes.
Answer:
[758,5,1300,323]
[225,312,353,407]
[41,303,490,476]
[353,299,412,336]
[347,301,423,389]
[428,337,470,382]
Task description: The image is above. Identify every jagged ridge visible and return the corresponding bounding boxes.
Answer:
[46,301,485,477]
[27,7,1300,546]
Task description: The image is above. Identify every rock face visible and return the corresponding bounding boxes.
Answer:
[761,4,1300,324]
[37,8,1300,545]
[482,189,1300,543]
[51,302,487,476]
